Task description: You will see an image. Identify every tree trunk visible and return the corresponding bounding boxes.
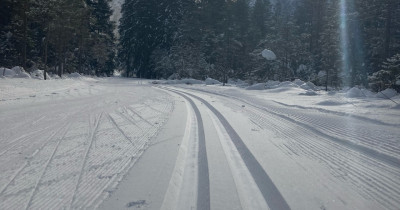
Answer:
[23,0,28,71]
[44,38,48,80]
[385,0,394,58]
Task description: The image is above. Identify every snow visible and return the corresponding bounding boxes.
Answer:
[261,49,277,60]
[165,85,400,209]
[164,78,204,85]
[0,77,174,209]
[377,88,398,99]
[345,87,365,98]
[205,78,222,85]
[31,70,50,80]
[1,66,30,78]
[1,75,400,210]
[246,83,265,90]
[68,72,82,78]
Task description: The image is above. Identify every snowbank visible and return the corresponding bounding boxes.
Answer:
[265,80,280,89]
[1,67,13,77]
[165,78,204,85]
[205,78,222,85]
[1,66,31,78]
[246,83,266,90]
[245,80,319,92]
[345,87,398,99]
[31,70,51,80]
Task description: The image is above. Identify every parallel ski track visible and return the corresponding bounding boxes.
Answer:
[178,87,400,169]
[161,87,290,210]
[172,86,400,209]
[166,90,210,210]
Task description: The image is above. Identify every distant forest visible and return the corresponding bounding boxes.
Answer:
[1,0,400,90]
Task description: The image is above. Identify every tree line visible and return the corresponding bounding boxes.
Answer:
[0,0,116,78]
[119,0,400,90]
[1,0,399,90]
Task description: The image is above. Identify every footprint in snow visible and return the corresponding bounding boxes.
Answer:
[126,200,147,208]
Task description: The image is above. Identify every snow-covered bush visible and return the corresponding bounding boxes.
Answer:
[369,54,400,91]
[368,70,392,92]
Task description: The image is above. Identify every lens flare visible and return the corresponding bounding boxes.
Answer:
[339,0,350,87]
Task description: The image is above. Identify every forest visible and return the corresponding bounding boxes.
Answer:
[1,0,400,90]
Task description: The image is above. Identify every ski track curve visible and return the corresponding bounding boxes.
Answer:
[166,90,211,210]
[160,87,290,210]
[172,86,400,210]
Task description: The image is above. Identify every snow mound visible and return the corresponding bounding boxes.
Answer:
[31,70,51,80]
[246,83,266,90]
[377,88,398,99]
[1,67,14,77]
[301,82,318,91]
[265,80,280,89]
[293,79,305,86]
[205,78,222,85]
[346,87,365,98]
[1,66,31,78]
[278,81,299,88]
[68,72,82,78]
[245,80,319,92]
[261,49,277,60]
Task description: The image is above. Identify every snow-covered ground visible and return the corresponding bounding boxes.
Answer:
[0,77,173,209]
[1,76,399,209]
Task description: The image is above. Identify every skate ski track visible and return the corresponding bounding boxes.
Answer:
[0,88,174,209]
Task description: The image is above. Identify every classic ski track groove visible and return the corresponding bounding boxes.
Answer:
[171,86,400,209]
[161,87,290,210]
[178,87,400,167]
[167,90,211,210]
